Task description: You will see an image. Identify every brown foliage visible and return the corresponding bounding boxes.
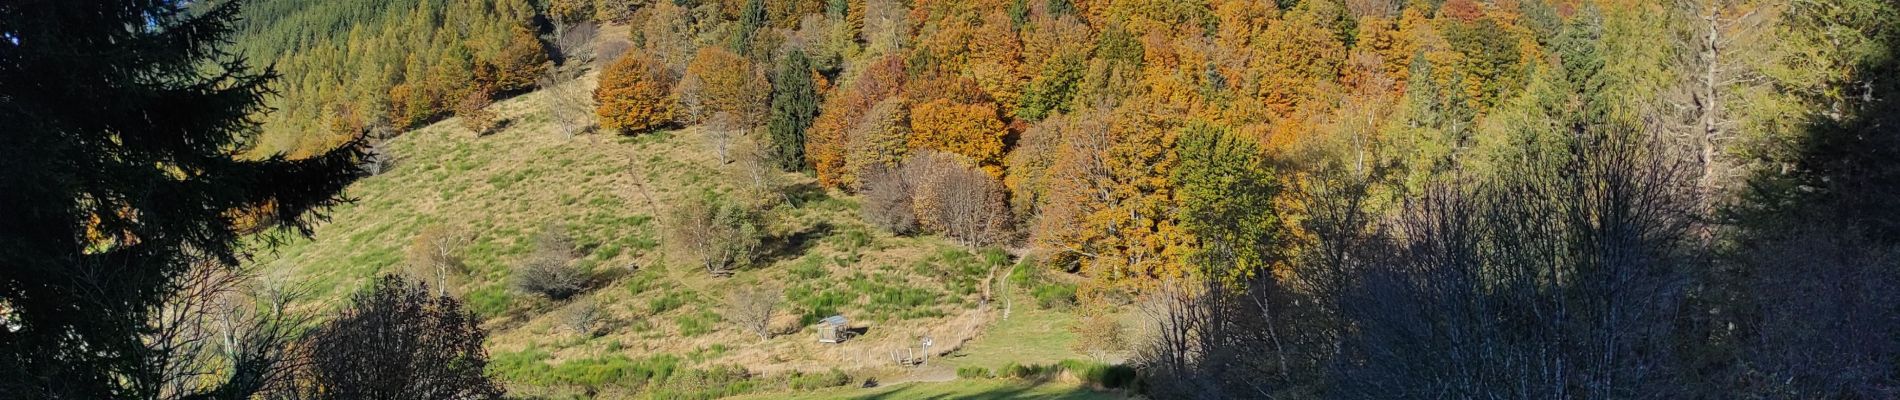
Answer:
[453,88,499,135]
[859,165,919,235]
[904,151,1010,247]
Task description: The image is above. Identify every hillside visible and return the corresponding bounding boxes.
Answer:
[246,72,1119,398]
[15,0,1894,398]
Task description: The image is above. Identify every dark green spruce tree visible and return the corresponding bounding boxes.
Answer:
[767,49,820,171]
[732,0,767,56]
[0,0,366,398]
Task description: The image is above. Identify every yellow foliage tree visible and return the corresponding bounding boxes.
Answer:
[907,98,1009,178]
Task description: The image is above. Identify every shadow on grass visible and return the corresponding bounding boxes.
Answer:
[848,380,1123,400]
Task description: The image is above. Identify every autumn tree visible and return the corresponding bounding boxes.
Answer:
[908,99,1010,177]
[1031,103,1188,295]
[767,49,821,170]
[683,47,770,162]
[454,87,500,135]
[842,98,912,189]
[594,53,677,134]
[479,26,551,94]
[809,55,907,187]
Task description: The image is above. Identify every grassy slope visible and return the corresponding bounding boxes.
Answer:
[248,74,1108,397]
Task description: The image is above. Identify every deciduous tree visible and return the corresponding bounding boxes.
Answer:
[595,53,677,134]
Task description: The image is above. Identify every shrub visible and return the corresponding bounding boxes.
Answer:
[957,366,993,379]
[1058,359,1137,388]
[562,300,607,336]
[512,256,588,300]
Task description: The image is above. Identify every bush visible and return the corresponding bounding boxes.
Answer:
[1059,359,1137,389]
[562,300,608,336]
[512,255,588,300]
[957,366,993,379]
[513,224,590,300]
[298,275,503,398]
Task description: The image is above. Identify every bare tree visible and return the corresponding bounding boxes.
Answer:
[1671,0,1779,199]
[725,284,782,340]
[905,151,1009,247]
[859,166,918,235]
[404,225,470,296]
[729,136,787,206]
[539,68,595,139]
[145,262,308,399]
[552,20,599,67]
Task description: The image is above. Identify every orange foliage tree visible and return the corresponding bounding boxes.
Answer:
[594,53,677,134]
[808,55,906,188]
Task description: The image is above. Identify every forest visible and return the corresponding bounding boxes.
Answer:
[3,0,1898,398]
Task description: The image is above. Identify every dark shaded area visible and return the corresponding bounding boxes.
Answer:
[756,221,834,266]
[1134,6,1900,398]
[0,0,366,397]
[292,275,503,399]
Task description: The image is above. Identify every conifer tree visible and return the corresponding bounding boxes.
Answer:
[768,49,820,170]
[0,1,366,396]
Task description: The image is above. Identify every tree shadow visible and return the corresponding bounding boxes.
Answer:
[755,221,833,266]
[783,180,830,207]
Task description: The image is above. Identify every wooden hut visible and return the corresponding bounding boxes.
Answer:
[816,315,851,343]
